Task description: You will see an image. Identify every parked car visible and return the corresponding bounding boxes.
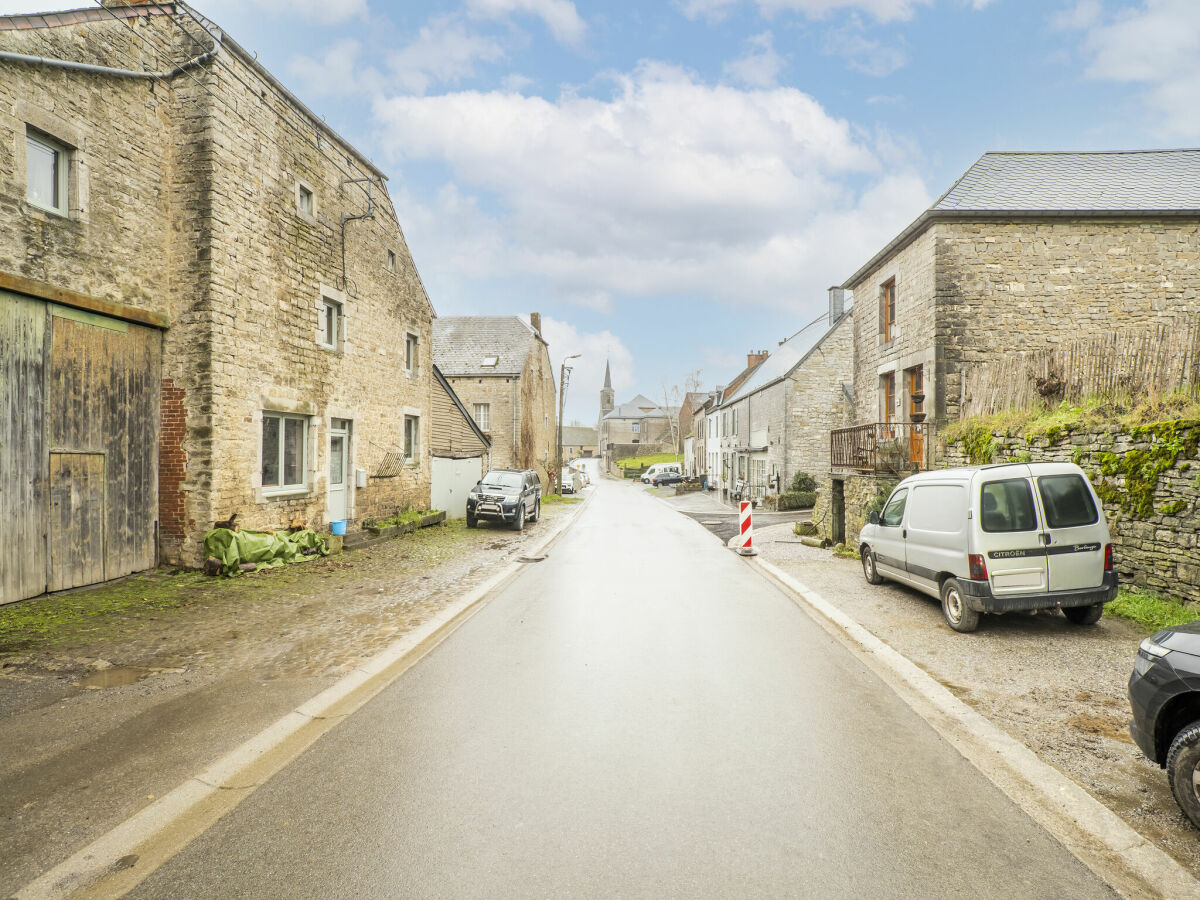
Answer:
[641,463,681,484]
[560,468,585,494]
[467,469,541,531]
[1129,623,1200,829]
[858,462,1117,633]
[649,469,685,487]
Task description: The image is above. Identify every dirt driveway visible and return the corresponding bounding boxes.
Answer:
[0,502,580,895]
[751,521,1200,880]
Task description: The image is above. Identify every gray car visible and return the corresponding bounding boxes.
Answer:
[466,469,541,531]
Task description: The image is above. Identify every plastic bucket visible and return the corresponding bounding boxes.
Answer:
[330,520,347,535]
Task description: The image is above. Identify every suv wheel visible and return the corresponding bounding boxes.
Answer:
[862,548,883,585]
[940,578,980,633]
[466,512,476,529]
[1167,722,1200,830]
[1063,603,1103,626]
[513,504,525,532]
[530,499,540,522]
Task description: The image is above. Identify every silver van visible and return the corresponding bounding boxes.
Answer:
[858,462,1117,633]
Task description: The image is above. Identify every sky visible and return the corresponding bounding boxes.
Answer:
[7,0,1200,424]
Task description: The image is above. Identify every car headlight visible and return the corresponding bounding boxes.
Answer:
[1140,636,1172,659]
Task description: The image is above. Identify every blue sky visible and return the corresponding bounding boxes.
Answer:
[10,0,1199,423]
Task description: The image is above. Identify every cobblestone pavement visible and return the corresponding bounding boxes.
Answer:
[0,502,581,895]
[751,521,1200,880]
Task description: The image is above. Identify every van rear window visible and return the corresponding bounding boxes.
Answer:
[980,479,1037,532]
[1038,474,1099,529]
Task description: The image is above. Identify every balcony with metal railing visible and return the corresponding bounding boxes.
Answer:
[831,422,931,474]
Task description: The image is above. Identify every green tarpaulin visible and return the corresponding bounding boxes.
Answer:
[202,528,329,576]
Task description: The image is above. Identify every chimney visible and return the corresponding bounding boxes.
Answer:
[747,350,769,369]
[530,312,541,335]
[828,286,846,321]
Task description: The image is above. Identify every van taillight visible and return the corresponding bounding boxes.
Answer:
[968,554,988,581]
[1104,544,1114,571]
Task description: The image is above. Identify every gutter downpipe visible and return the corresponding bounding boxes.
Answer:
[0,44,217,80]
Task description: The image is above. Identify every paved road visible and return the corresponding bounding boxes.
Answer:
[130,479,1112,899]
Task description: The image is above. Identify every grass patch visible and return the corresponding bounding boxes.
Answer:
[832,543,860,559]
[0,571,210,655]
[1107,588,1200,632]
[615,452,681,470]
[366,509,440,529]
[542,493,582,505]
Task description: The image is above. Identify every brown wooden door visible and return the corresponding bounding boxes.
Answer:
[0,291,48,604]
[48,452,106,591]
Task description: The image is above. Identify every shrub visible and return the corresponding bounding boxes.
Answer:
[793,522,818,536]
[790,471,817,493]
[778,491,816,510]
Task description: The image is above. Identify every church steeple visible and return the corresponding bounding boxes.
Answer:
[603,360,612,391]
[600,358,615,418]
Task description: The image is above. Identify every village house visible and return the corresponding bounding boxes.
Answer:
[820,149,1200,545]
[430,365,492,519]
[599,392,678,469]
[677,392,709,477]
[433,314,557,488]
[713,290,853,503]
[709,350,769,498]
[560,425,598,460]
[0,1,436,604]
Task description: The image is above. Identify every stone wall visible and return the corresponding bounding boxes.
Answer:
[937,219,1200,422]
[943,425,1200,599]
[0,10,437,567]
[812,472,895,547]
[785,314,854,484]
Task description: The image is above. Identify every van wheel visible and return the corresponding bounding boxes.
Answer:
[1167,722,1200,830]
[862,548,883,585]
[1063,603,1103,625]
[940,578,979,633]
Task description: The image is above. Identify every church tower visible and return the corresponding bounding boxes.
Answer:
[600,359,615,418]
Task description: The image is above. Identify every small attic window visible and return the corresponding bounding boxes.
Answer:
[482,356,499,368]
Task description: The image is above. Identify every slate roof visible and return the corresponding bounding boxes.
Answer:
[719,305,852,408]
[603,394,670,420]
[933,150,1200,212]
[433,316,541,377]
[844,148,1200,290]
[561,425,597,446]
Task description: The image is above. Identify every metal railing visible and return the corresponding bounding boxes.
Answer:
[831,422,931,474]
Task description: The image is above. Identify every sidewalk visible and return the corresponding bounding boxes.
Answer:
[0,501,582,896]
[750,521,1200,882]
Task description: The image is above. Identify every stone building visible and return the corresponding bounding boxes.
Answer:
[820,148,1200,545]
[433,314,557,487]
[599,393,678,467]
[0,1,437,602]
[714,291,853,502]
[561,425,598,459]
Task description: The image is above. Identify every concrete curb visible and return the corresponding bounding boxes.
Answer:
[751,556,1200,900]
[15,494,594,900]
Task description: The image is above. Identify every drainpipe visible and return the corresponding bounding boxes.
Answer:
[0,44,217,80]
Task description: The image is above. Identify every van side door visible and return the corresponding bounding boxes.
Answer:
[872,487,909,577]
[905,483,968,588]
[1033,465,1105,591]
[975,472,1048,598]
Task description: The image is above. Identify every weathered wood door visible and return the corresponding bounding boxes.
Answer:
[0,292,161,605]
[48,453,106,591]
[0,291,48,603]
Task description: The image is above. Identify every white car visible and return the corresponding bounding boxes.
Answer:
[640,463,681,484]
[858,462,1117,633]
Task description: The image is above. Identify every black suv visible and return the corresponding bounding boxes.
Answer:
[466,469,541,531]
[1128,622,1200,828]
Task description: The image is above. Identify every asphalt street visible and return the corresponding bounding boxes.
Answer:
[129,477,1112,899]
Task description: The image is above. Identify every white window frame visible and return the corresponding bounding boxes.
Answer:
[26,129,69,216]
[262,412,309,495]
[404,414,420,463]
[632,422,641,434]
[405,332,419,377]
[474,403,491,432]
[319,297,343,350]
[387,249,397,273]
[296,180,316,220]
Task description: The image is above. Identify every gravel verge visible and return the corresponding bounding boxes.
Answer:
[752,520,1200,880]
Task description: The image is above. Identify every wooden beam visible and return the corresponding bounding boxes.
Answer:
[0,271,169,329]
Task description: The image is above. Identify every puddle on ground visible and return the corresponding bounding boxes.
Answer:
[79,667,152,689]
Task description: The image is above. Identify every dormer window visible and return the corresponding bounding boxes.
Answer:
[482,356,499,368]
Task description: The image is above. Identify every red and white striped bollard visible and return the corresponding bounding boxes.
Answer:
[737,500,758,556]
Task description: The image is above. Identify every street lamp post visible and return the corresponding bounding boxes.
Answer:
[557,353,581,493]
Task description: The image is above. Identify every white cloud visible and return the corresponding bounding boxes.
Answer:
[537,317,636,421]
[824,16,908,75]
[466,0,587,44]
[287,38,379,100]
[679,0,932,24]
[1066,0,1200,137]
[389,16,506,95]
[375,61,931,314]
[723,31,786,87]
